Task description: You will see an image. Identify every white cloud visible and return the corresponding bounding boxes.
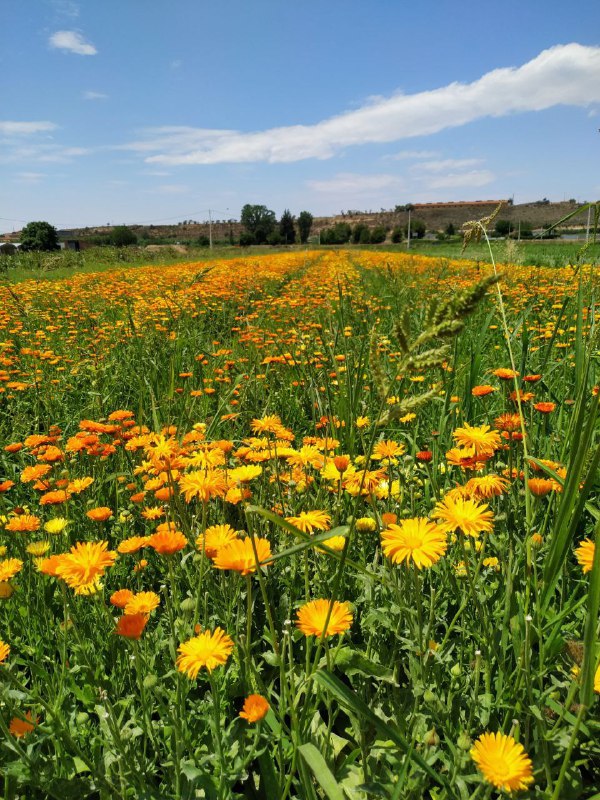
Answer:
[49,30,97,55]
[423,170,496,190]
[120,44,600,165]
[83,91,108,100]
[0,143,90,165]
[386,149,440,161]
[411,158,484,173]
[15,172,46,183]
[51,1,80,18]
[0,121,57,135]
[307,173,404,193]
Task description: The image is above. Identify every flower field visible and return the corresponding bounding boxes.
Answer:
[0,249,598,799]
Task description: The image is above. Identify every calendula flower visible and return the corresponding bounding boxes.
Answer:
[117,536,151,554]
[148,530,188,555]
[213,537,271,574]
[5,515,41,533]
[0,559,23,583]
[355,517,377,532]
[54,541,117,593]
[9,712,36,738]
[115,613,148,640]
[286,510,331,534]
[471,385,496,397]
[26,541,50,557]
[67,477,94,494]
[0,640,10,663]
[178,470,228,503]
[453,424,501,456]
[176,627,234,678]
[492,368,519,380]
[381,519,447,569]
[196,524,239,558]
[528,478,555,497]
[434,496,494,538]
[239,694,270,723]
[44,518,68,535]
[228,465,263,483]
[124,591,160,616]
[470,732,533,792]
[110,589,134,609]
[575,538,595,574]
[296,599,352,638]
[465,474,509,499]
[86,507,113,523]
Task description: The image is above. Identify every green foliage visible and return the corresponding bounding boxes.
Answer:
[320,222,352,244]
[297,210,313,244]
[370,225,387,244]
[391,226,404,243]
[495,219,512,237]
[19,221,59,252]
[279,209,296,244]
[407,218,426,239]
[352,223,370,244]
[110,226,138,247]
[240,204,276,244]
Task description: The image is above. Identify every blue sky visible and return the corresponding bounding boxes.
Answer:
[2,0,600,230]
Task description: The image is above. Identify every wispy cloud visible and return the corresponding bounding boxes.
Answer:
[411,158,484,173]
[83,90,108,100]
[120,44,600,165]
[422,170,496,189]
[15,172,47,183]
[0,121,57,136]
[51,1,80,19]
[307,173,404,193]
[385,150,440,161]
[0,143,90,165]
[49,30,97,55]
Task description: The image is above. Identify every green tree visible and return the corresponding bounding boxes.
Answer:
[494,219,511,237]
[352,223,370,244]
[110,226,138,247]
[297,211,313,244]
[391,227,404,243]
[20,221,59,251]
[445,222,456,237]
[370,226,387,244]
[407,219,426,239]
[240,204,276,245]
[279,209,296,244]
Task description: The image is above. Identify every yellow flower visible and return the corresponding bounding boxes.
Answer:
[296,599,352,638]
[176,627,234,678]
[212,537,272,575]
[433,496,494,538]
[54,541,118,594]
[0,559,23,583]
[575,538,595,574]
[471,732,533,792]
[286,510,331,534]
[453,424,501,456]
[228,465,263,483]
[124,591,160,616]
[355,517,377,532]
[381,519,447,569]
[196,524,239,558]
[26,541,50,557]
[178,470,228,502]
[465,474,509,499]
[44,518,68,535]
[318,535,346,553]
[0,640,10,663]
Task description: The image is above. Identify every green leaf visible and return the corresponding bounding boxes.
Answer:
[313,671,453,794]
[298,742,345,800]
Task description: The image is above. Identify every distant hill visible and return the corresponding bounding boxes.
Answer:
[3,200,589,244]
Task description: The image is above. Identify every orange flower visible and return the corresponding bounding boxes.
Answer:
[176,627,234,677]
[0,559,23,583]
[125,591,160,616]
[67,477,94,494]
[296,599,353,638]
[54,541,118,593]
[196,524,239,558]
[20,464,52,483]
[471,385,496,397]
[118,536,151,554]
[9,712,36,738]
[39,489,71,505]
[86,507,113,522]
[115,613,148,640]
[5,515,40,533]
[148,530,188,555]
[239,694,270,723]
[212,537,272,575]
[0,480,14,493]
[110,589,135,608]
[528,478,555,497]
[492,368,519,380]
[534,402,556,413]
